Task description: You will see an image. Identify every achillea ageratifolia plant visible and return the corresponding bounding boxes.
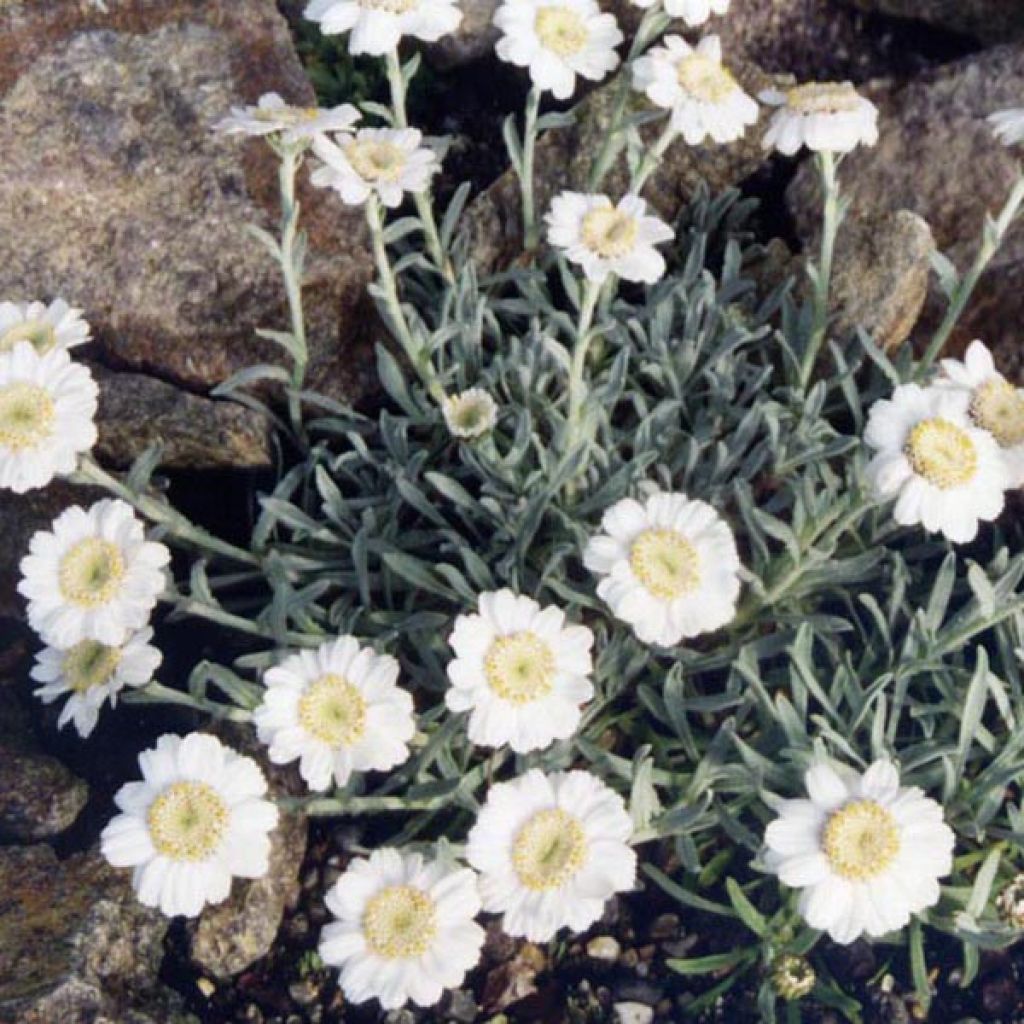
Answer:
[5,0,1024,1014]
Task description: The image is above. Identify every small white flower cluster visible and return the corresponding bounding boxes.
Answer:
[865,340,1023,544]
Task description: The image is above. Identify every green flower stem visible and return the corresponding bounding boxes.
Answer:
[74,456,261,568]
[277,144,310,440]
[384,47,453,283]
[161,589,323,647]
[629,120,677,196]
[564,277,603,459]
[798,150,841,392]
[587,7,668,192]
[520,85,543,250]
[285,793,458,815]
[123,680,252,722]
[366,195,445,404]
[918,169,1024,375]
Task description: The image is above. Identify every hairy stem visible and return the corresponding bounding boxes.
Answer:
[520,85,543,250]
[277,145,309,440]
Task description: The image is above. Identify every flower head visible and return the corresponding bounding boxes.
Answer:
[760,81,878,155]
[763,758,954,944]
[997,874,1024,929]
[446,589,594,753]
[633,35,758,146]
[442,388,498,439]
[311,128,439,208]
[466,768,636,942]
[0,298,91,356]
[546,192,673,284]
[0,342,98,494]
[989,108,1024,148]
[319,848,485,1009]
[935,340,1024,487]
[18,498,170,648]
[865,382,1009,543]
[253,636,415,792]
[584,489,741,647]
[494,0,623,100]
[304,0,462,55]
[770,954,816,1001]
[215,92,360,144]
[631,0,728,25]
[31,626,162,739]
[101,732,279,917]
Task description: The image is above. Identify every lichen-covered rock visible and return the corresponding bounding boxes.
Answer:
[0,748,88,841]
[845,0,1024,45]
[466,57,785,271]
[0,844,178,1024]
[787,45,1024,378]
[91,365,271,470]
[0,0,375,403]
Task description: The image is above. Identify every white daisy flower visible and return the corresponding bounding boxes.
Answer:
[0,298,91,356]
[100,732,279,918]
[442,388,498,439]
[546,192,674,285]
[215,91,361,144]
[310,128,439,209]
[304,0,462,56]
[319,848,485,1009]
[583,489,741,648]
[253,636,415,793]
[18,499,171,649]
[990,108,1024,147]
[446,589,594,753]
[760,81,879,155]
[864,383,1009,544]
[0,342,99,494]
[31,626,162,739]
[763,758,954,944]
[935,339,1024,487]
[494,0,623,101]
[466,768,636,942]
[632,36,758,146]
[630,0,728,26]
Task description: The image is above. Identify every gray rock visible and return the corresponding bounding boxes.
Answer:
[845,0,1024,45]
[0,0,375,404]
[91,364,272,470]
[0,747,88,841]
[0,844,177,1024]
[788,45,1024,378]
[614,1003,654,1024]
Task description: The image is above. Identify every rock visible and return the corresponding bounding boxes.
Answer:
[0,844,176,1024]
[91,364,271,470]
[0,0,375,404]
[586,935,622,961]
[787,45,1024,376]
[466,56,784,271]
[0,747,88,841]
[614,1003,655,1024]
[846,0,1024,45]
[190,807,307,978]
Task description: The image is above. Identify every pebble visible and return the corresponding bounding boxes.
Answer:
[446,988,478,1022]
[586,936,622,961]
[614,1002,655,1024]
[288,978,320,1007]
[648,913,680,940]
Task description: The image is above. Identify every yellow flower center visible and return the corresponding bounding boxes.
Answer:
[359,0,417,11]
[62,640,122,693]
[580,208,638,260]
[0,319,57,355]
[630,527,701,601]
[484,631,556,704]
[821,799,900,881]
[58,538,127,608]
[345,139,406,182]
[676,53,737,103]
[512,808,587,890]
[905,418,978,489]
[786,82,862,115]
[534,6,588,58]
[297,673,367,747]
[147,781,229,861]
[362,885,438,958]
[971,378,1024,448]
[0,382,55,451]
[447,395,492,436]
